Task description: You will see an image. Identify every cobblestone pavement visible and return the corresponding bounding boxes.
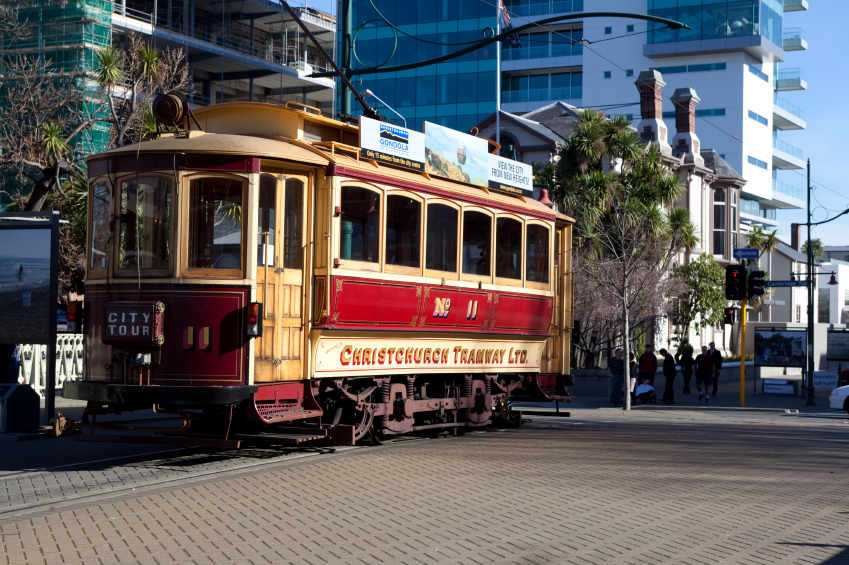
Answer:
[1,410,848,564]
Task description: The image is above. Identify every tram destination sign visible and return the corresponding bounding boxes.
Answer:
[359,117,426,172]
[102,301,165,346]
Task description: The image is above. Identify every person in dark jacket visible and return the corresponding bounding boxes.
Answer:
[638,345,658,386]
[676,344,695,394]
[659,348,677,404]
[694,345,714,403]
[709,342,723,396]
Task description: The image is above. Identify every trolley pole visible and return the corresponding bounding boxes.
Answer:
[740,296,747,408]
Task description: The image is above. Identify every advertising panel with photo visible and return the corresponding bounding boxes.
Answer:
[753,329,806,367]
[424,121,490,188]
[827,331,849,360]
[359,117,426,172]
[0,228,52,344]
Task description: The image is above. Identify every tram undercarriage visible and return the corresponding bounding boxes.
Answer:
[64,373,571,447]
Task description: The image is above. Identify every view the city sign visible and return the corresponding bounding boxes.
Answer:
[359,117,533,199]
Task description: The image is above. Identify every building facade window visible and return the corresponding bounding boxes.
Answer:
[501,29,583,60]
[663,108,725,118]
[730,188,738,250]
[819,288,830,323]
[648,1,783,46]
[651,63,726,75]
[627,24,634,32]
[748,156,768,170]
[604,71,611,79]
[604,27,612,34]
[749,65,769,81]
[503,0,584,17]
[503,71,582,102]
[748,110,768,126]
[713,187,726,258]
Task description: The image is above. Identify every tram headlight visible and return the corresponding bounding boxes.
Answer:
[247,302,263,337]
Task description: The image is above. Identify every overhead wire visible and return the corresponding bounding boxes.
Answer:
[477,0,848,214]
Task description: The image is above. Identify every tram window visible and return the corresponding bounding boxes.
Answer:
[340,186,380,263]
[385,195,421,268]
[89,180,111,273]
[118,176,172,270]
[188,177,243,270]
[495,218,522,280]
[426,203,457,272]
[462,211,491,276]
[526,224,550,283]
[284,178,304,269]
[257,174,276,267]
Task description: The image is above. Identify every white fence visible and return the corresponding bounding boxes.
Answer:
[16,335,84,397]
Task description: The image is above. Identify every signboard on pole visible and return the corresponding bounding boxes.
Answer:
[359,117,426,172]
[812,371,838,388]
[764,280,807,288]
[827,331,849,360]
[733,248,759,259]
[753,328,806,368]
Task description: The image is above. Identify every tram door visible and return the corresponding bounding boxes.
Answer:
[254,172,308,382]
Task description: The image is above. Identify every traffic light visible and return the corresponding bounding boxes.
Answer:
[748,270,766,299]
[725,264,747,300]
[723,307,736,325]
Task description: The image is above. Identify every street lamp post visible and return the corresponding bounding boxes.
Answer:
[361,89,406,128]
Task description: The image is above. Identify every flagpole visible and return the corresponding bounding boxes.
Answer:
[496,1,501,149]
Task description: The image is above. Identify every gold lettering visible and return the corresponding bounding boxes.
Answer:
[362,348,372,365]
[442,348,449,364]
[405,348,414,364]
[396,348,405,364]
[520,350,527,364]
[485,349,493,364]
[340,345,352,366]
[424,348,432,363]
[508,348,514,364]
[461,349,468,364]
[414,348,423,363]
[387,347,395,364]
[353,348,362,365]
[378,348,386,364]
[476,350,484,363]
[432,348,440,363]
[453,346,463,363]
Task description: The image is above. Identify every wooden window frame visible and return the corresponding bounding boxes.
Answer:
[493,212,525,288]
[525,219,553,291]
[112,172,175,279]
[180,171,249,280]
[86,175,112,280]
[424,198,461,281]
[384,189,425,277]
[460,206,494,285]
[337,181,384,273]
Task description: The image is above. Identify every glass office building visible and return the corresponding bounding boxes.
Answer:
[340,1,499,133]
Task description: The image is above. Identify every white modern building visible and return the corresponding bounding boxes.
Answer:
[500,0,807,241]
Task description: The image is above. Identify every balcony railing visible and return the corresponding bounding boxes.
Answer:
[502,42,582,61]
[503,0,583,17]
[783,27,806,40]
[113,3,334,75]
[502,86,582,103]
[774,96,804,119]
[773,137,804,159]
[775,68,805,82]
[773,180,804,200]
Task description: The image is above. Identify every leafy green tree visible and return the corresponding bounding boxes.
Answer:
[671,254,727,347]
[802,238,825,261]
[551,109,698,410]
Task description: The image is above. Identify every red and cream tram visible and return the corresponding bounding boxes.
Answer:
[66,101,574,446]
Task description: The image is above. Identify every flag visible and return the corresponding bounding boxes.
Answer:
[499,1,522,48]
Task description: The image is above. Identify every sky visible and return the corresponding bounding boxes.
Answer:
[773,1,849,246]
[296,0,845,244]
[0,229,51,259]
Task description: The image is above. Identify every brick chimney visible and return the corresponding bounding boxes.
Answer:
[791,223,803,251]
[634,70,670,154]
[670,87,705,166]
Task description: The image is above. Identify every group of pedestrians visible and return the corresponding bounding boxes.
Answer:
[607,342,724,408]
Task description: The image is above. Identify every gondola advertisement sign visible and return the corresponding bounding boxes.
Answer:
[359,117,425,172]
[423,121,490,189]
[753,328,806,367]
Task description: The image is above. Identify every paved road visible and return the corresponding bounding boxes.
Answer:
[1,409,848,564]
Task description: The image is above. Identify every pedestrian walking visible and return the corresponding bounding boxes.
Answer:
[694,345,714,403]
[607,348,625,408]
[628,351,638,404]
[638,345,658,386]
[709,342,723,396]
[659,348,677,404]
[676,343,694,394]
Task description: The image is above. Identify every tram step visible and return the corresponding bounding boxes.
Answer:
[231,433,326,444]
